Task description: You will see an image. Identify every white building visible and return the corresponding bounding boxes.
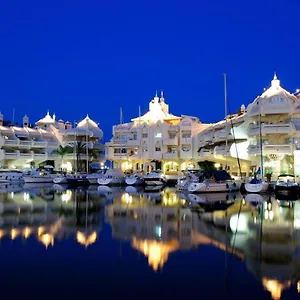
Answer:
[0,111,104,171]
[197,74,300,179]
[105,92,210,175]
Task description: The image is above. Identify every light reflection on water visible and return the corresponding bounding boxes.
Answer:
[0,183,299,299]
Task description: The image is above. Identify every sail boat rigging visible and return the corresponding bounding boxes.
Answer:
[244,101,269,193]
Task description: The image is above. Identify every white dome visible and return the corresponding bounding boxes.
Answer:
[76,115,103,139]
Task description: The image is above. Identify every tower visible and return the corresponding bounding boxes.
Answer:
[23,114,29,127]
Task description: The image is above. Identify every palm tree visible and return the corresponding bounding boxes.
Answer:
[52,145,73,171]
[197,160,216,171]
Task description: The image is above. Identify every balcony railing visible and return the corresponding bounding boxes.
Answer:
[198,148,214,158]
[164,137,179,145]
[247,145,261,155]
[47,141,59,148]
[214,145,230,157]
[32,141,47,147]
[163,152,178,159]
[263,144,295,154]
[262,123,295,135]
[4,139,19,146]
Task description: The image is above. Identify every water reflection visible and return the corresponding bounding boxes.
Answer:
[0,184,300,299]
[0,183,105,248]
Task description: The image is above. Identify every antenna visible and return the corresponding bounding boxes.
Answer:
[224,73,228,170]
[12,108,15,126]
[120,107,123,124]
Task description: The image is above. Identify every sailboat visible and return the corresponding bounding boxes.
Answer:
[245,112,269,193]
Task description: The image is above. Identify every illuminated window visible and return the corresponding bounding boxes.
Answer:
[155,132,162,138]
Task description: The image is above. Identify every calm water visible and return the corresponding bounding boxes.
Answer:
[0,183,299,300]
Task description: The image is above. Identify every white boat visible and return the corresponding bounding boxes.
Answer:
[97,168,125,186]
[53,175,69,184]
[87,171,105,184]
[125,173,144,186]
[176,171,199,191]
[274,174,299,197]
[188,178,240,193]
[144,170,167,186]
[244,177,269,193]
[23,169,55,183]
[0,170,24,183]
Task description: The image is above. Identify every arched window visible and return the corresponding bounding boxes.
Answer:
[154,125,162,138]
[142,126,148,138]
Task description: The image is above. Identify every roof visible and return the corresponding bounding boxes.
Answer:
[252,74,297,104]
[131,94,181,122]
[76,115,103,139]
[36,111,56,125]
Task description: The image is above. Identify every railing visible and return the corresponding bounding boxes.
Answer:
[247,145,261,155]
[19,140,33,147]
[214,146,230,156]
[32,141,47,147]
[198,148,214,158]
[47,141,59,148]
[4,139,18,146]
[262,123,295,135]
[263,144,295,154]
[164,137,179,145]
[163,152,178,159]
[4,151,19,159]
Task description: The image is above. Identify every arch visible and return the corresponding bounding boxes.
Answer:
[155,141,161,151]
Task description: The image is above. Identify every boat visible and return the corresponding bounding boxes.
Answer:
[23,169,55,183]
[0,170,24,183]
[53,173,90,185]
[97,168,125,186]
[188,170,240,193]
[144,170,167,186]
[244,177,269,193]
[86,171,105,184]
[176,171,200,191]
[125,172,144,186]
[274,174,299,197]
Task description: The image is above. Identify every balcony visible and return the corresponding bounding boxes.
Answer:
[4,151,19,159]
[19,152,34,159]
[163,152,178,159]
[198,148,214,159]
[181,137,192,145]
[47,141,59,148]
[248,125,259,136]
[203,132,214,143]
[18,140,33,148]
[126,139,140,146]
[262,123,296,135]
[247,145,261,155]
[180,150,192,159]
[263,144,295,155]
[3,139,19,147]
[33,152,48,160]
[214,129,233,141]
[214,145,230,157]
[32,140,47,148]
[164,137,179,145]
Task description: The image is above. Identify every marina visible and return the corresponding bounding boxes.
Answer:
[0,183,299,299]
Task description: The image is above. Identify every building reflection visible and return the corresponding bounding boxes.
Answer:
[106,188,300,298]
[0,185,105,248]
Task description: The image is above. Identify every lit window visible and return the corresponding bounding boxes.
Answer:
[155,132,162,138]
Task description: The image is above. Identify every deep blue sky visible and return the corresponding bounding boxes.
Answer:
[0,0,299,141]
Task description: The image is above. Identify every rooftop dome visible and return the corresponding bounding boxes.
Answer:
[36,111,56,125]
[58,119,64,123]
[76,115,103,139]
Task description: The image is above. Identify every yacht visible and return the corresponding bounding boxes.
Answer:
[0,170,24,183]
[125,172,144,186]
[274,174,299,197]
[176,171,200,191]
[144,170,167,186]
[23,169,55,183]
[97,168,126,186]
[53,173,89,185]
[86,170,105,184]
[244,177,269,193]
[188,170,240,193]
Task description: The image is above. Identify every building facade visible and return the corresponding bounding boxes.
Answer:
[0,111,104,171]
[197,74,300,179]
[105,92,210,176]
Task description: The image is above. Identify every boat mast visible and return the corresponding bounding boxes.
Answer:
[224,73,229,171]
[139,105,143,172]
[259,110,264,178]
[86,116,89,174]
[73,120,77,173]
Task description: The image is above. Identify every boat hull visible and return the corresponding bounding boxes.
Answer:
[125,176,144,186]
[188,181,240,193]
[97,177,125,186]
[245,182,269,193]
[24,176,54,183]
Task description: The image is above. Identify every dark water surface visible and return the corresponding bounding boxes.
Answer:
[0,183,299,299]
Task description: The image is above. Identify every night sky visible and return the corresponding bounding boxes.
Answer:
[0,0,299,142]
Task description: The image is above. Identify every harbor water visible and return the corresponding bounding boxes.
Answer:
[0,183,299,299]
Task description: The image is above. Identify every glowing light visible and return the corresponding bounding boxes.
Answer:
[23,192,30,201]
[39,233,54,248]
[121,193,133,204]
[214,163,221,168]
[61,190,72,202]
[132,238,179,271]
[23,227,31,239]
[61,161,72,171]
[76,231,97,247]
[38,226,45,236]
[11,229,19,240]
[262,278,291,300]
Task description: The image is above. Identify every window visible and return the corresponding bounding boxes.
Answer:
[155,132,162,138]
[114,148,127,154]
[182,145,191,152]
[269,97,284,104]
[142,133,148,138]
[155,141,161,151]
[182,132,191,138]
[169,133,176,139]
